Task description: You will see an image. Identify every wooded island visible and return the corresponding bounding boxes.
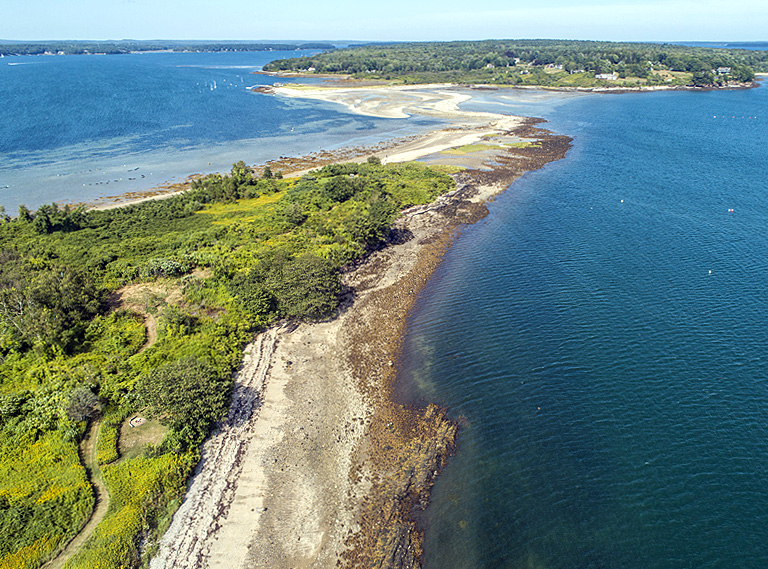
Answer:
[263,39,768,87]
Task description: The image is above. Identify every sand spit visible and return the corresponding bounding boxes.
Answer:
[150,112,571,568]
[260,83,503,120]
[85,120,521,212]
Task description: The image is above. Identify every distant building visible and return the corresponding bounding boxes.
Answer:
[717,67,731,75]
[595,72,618,81]
[485,63,495,69]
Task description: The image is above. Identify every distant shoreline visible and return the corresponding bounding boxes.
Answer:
[0,41,333,57]
[256,75,759,97]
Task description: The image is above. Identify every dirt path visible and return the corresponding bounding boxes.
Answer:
[138,314,158,354]
[44,420,110,569]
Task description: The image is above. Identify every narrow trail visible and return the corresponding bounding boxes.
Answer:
[149,327,280,569]
[44,420,110,569]
[138,314,158,355]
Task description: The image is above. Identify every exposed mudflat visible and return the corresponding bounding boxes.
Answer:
[150,115,571,569]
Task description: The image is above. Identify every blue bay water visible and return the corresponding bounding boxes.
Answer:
[4,48,767,568]
[400,83,768,568]
[0,50,442,211]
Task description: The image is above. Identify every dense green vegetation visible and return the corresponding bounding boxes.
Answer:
[0,40,334,57]
[264,39,768,87]
[0,158,454,569]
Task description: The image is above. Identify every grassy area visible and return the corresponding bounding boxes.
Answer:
[441,143,502,155]
[119,418,167,462]
[506,141,541,148]
[0,159,457,569]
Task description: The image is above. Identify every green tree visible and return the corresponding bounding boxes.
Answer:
[228,271,278,325]
[265,254,341,320]
[691,69,715,86]
[230,160,253,186]
[730,64,755,82]
[0,263,106,353]
[136,357,230,445]
[66,387,101,422]
[17,204,32,223]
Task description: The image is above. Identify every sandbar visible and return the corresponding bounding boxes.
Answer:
[149,86,572,569]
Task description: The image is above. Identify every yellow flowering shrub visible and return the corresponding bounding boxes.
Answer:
[64,452,193,569]
[0,536,58,569]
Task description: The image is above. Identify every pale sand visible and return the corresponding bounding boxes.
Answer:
[271,85,524,176]
[149,88,570,569]
[271,84,486,119]
[149,182,501,569]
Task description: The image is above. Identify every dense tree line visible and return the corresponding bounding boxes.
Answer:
[264,39,766,86]
[0,41,334,57]
[0,252,105,354]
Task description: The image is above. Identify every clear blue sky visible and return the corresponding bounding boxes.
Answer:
[2,0,766,42]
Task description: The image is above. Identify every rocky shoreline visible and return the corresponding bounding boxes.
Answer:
[149,116,571,569]
[339,118,571,568]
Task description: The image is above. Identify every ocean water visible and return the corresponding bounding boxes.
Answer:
[5,48,767,568]
[0,50,441,211]
[399,82,768,568]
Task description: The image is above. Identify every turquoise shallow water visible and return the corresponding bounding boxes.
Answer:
[399,83,768,568]
[4,49,767,568]
[0,51,441,210]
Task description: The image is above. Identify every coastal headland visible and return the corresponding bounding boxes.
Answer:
[149,85,571,568]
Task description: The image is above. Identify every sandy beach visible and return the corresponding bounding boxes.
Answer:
[89,84,523,211]
[149,86,572,569]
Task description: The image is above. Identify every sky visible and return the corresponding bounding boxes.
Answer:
[2,0,766,43]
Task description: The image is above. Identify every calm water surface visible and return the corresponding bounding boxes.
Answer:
[5,49,767,568]
[400,83,768,568]
[0,50,441,210]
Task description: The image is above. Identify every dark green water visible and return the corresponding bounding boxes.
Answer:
[400,83,768,568]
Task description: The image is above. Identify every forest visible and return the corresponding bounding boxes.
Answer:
[0,41,334,56]
[0,159,455,569]
[263,39,768,87]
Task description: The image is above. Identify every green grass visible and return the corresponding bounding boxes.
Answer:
[0,430,93,568]
[441,143,501,155]
[0,159,457,569]
[198,191,286,225]
[505,141,541,148]
[118,418,167,461]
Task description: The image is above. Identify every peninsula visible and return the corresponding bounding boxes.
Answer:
[263,39,768,89]
[148,88,572,568]
[0,81,569,569]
